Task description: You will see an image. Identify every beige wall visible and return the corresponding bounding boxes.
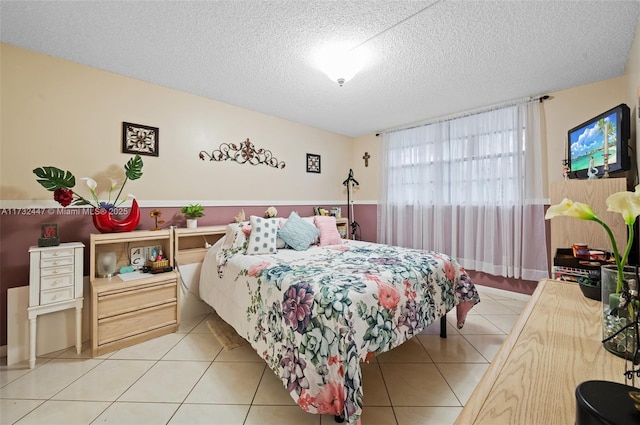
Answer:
[0,43,352,206]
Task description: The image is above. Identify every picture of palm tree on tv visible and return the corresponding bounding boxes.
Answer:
[569,112,617,172]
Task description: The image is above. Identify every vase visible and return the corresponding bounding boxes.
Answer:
[186,219,198,228]
[600,264,640,364]
[92,199,141,233]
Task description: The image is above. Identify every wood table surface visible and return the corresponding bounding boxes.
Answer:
[454,279,632,425]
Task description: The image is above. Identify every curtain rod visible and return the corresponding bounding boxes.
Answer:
[376,94,550,136]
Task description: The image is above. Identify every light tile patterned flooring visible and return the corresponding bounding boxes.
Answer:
[1,288,529,425]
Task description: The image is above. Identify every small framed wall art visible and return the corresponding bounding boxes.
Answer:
[122,122,159,157]
[307,153,321,173]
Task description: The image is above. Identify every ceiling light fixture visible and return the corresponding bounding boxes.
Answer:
[317,46,365,87]
[315,1,443,87]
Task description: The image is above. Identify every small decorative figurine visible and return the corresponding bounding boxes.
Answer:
[587,156,598,180]
[562,159,570,180]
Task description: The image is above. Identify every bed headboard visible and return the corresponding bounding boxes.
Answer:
[173,225,227,265]
[174,217,349,266]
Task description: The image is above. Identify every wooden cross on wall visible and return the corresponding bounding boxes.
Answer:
[363,152,371,167]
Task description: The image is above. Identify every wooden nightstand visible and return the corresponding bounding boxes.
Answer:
[90,230,179,357]
[28,242,84,369]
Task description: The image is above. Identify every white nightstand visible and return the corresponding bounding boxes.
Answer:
[28,242,84,368]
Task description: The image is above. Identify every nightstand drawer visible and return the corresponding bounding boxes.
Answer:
[41,264,75,277]
[41,273,74,290]
[41,256,74,268]
[97,281,177,319]
[41,248,75,259]
[40,286,74,304]
[97,303,177,345]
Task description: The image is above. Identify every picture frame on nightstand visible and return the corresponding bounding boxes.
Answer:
[38,223,60,247]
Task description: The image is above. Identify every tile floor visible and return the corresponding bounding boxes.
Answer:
[1,288,529,425]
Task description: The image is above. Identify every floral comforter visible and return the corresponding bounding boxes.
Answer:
[200,238,480,424]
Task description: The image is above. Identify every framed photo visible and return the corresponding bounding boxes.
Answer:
[306,153,321,173]
[38,223,60,247]
[122,122,159,157]
[41,223,58,239]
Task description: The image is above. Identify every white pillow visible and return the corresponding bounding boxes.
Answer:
[246,216,279,254]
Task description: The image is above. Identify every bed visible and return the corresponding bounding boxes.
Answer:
[198,214,480,424]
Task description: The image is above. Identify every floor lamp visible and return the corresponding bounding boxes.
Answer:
[342,169,360,239]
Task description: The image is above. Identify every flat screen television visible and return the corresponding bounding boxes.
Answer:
[567,103,631,179]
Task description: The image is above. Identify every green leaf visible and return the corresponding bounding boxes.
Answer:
[125,155,143,181]
[33,167,76,191]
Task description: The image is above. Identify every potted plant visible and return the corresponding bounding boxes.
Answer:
[181,204,204,228]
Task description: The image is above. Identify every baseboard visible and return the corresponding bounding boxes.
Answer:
[474,284,532,302]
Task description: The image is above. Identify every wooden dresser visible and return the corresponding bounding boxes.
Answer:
[455,279,630,425]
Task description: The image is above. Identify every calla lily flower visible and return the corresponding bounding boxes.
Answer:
[81,177,97,191]
[108,178,118,190]
[544,198,596,221]
[606,185,640,225]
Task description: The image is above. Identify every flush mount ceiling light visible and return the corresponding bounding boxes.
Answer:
[315,1,442,87]
[316,45,366,87]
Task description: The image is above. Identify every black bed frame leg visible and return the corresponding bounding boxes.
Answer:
[440,316,447,338]
[335,414,345,423]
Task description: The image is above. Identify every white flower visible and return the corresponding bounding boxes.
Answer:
[81,177,97,191]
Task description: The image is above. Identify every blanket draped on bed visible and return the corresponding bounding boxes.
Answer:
[211,239,480,424]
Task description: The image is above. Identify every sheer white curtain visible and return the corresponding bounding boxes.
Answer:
[378,101,548,281]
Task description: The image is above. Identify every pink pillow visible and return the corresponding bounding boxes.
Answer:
[242,224,251,235]
[314,216,342,246]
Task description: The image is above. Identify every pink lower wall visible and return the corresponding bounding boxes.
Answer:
[0,202,542,346]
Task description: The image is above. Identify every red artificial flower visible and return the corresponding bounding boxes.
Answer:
[53,188,73,207]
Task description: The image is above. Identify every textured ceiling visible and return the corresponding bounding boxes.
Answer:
[1,0,639,137]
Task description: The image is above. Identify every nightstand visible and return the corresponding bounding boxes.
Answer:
[28,242,84,368]
[90,230,179,357]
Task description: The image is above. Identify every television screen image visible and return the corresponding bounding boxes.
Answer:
[567,103,630,179]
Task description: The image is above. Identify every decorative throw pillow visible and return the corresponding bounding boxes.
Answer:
[276,219,286,249]
[278,212,321,251]
[246,216,279,255]
[314,215,342,246]
[302,216,321,244]
[216,223,249,276]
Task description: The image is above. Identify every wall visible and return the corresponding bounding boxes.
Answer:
[1,44,353,203]
[0,43,353,346]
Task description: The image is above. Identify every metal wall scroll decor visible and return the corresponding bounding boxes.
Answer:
[199,138,285,169]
